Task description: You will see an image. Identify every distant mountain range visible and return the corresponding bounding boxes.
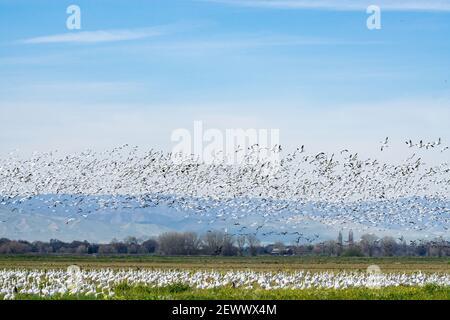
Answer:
[0,195,446,243]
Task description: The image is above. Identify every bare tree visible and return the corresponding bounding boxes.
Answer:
[183,232,201,255]
[236,235,247,256]
[360,234,379,257]
[124,236,139,245]
[203,231,225,255]
[381,236,397,256]
[323,240,337,256]
[158,232,200,255]
[246,234,260,256]
[98,244,117,254]
[0,241,31,254]
[221,233,237,256]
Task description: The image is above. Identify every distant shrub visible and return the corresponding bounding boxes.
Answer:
[342,247,364,257]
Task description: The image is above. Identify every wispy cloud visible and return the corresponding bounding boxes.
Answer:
[202,0,450,11]
[19,27,165,44]
[133,34,382,55]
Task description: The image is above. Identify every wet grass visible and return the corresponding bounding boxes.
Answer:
[9,284,450,300]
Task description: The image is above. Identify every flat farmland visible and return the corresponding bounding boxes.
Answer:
[1,256,449,300]
[0,255,448,273]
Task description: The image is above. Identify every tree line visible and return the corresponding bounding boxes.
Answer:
[0,230,449,257]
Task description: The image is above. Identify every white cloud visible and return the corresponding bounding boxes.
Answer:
[19,27,164,44]
[202,0,450,11]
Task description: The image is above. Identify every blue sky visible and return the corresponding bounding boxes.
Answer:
[0,0,450,160]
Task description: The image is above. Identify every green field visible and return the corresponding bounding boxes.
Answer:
[1,255,449,300]
[11,284,450,300]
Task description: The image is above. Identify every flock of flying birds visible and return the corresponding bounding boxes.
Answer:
[0,137,449,243]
